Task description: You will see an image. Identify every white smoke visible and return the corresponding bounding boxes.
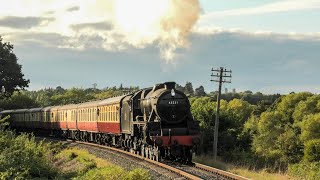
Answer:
[0,0,200,62]
[69,0,200,62]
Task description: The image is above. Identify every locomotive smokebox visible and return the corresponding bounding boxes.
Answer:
[140,82,190,124]
[140,82,177,119]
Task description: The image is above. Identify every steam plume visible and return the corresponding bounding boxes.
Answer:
[112,0,200,62]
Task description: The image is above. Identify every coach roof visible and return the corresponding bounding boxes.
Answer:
[98,95,127,106]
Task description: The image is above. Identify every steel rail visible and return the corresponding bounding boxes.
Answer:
[65,139,202,180]
[194,163,251,180]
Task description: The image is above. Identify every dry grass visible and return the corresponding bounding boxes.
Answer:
[193,155,295,180]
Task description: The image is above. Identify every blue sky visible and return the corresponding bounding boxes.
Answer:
[1,0,320,94]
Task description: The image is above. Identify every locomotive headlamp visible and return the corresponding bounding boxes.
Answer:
[171,89,175,97]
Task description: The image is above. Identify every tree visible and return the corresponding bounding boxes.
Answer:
[194,86,206,97]
[184,82,194,96]
[175,83,184,92]
[0,91,38,110]
[249,92,314,169]
[0,36,29,97]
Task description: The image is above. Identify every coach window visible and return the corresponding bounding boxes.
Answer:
[114,106,116,121]
[83,109,85,121]
[110,107,112,121]
[82,109,84,122]
[92,109,94,121]
[101,108,104,121]
[87,109,89,121]
[112,106,114,121]
[86,109,88,122]
[107,106,109,121]
[105,107,107,122]
[105,106,107,121]
[93,109,95,121]
[110,106,113,121]
[86,109,88,121]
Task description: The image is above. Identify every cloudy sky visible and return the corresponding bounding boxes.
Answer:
[1,0,320,94]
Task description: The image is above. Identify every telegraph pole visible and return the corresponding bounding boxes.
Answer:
[211,67,232,160]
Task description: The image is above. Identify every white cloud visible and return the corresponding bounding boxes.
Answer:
[0,0,201,62]
[193,26,320,42]
[200,0,320,20]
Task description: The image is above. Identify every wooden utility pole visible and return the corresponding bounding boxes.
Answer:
[211,67,232,160]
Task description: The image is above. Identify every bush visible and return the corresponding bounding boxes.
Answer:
[304,139,320,162]
[126,168,150,180]
[78,166,126,180]
[289,161,320,180]
[0,131,58,179]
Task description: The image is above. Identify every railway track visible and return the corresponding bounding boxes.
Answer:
[41,137,250,180]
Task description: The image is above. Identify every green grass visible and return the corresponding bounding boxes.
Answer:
[0,117,150,179]
[54,148,150,180]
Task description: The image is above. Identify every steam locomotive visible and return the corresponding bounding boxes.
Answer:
[0,82,200,162]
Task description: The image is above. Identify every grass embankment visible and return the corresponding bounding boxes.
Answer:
[55,148,150,180]
[0,116,150,179]
[194,155,293,180]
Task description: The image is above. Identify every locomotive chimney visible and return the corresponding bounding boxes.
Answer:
[164,82,176,90]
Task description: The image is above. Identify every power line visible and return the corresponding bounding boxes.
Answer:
[210,67,232,161]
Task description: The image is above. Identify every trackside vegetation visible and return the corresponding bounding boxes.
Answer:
[190,93,320,179]
[0,117,150,179]
[0,117,58,179]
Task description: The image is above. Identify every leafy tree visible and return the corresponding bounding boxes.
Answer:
[175,83,185,92]
[184,82,194,96]
[50,88,95,105]
[194,86,206,97]
[0,36,29,97]
[304,139,320,162]
[249,92,315,169]
[0,91,38,110]
[191,97,254,157]
[55,86,65,94]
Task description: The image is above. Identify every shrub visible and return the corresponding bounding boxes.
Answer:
[0,131,58,179]
[289,161,320,180]
[126,168,150,180]
[78,166,126,180]
[304,139,320,162]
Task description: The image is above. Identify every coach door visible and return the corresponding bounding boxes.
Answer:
[121,96,131,134]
